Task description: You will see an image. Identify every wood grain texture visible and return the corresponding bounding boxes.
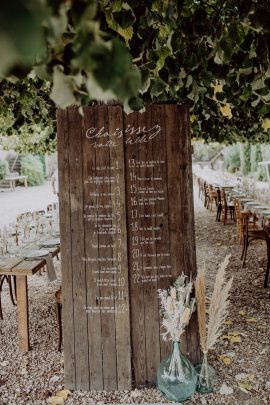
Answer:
[178,105,200,364]
[57,108,75,389]
[82,106,103,390]
[164,104,188,355]
[124,110,147,385]
[58,103,199,389]
[68,107,89,390]
[108,106,132,390]
[139,107,160,385]
[151,105,171,361]
[95,105,117,390]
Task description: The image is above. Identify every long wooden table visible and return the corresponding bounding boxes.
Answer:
[0,245,60,352]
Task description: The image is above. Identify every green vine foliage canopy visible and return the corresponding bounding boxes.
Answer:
[1,0,270,153]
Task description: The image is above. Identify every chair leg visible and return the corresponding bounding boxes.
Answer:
[216,206,221,221]
[56,302,62,351]
[13,276,17,300]
[0,292,3,320]
[241,231,248,260]
[242,240,249,266]
[0,276,5,290]
[240,241,245,260]
[264,243,270,288]
[224,207,227,225]
[264,262,270,288]
[7,276,16,306]
[221,208,226,225]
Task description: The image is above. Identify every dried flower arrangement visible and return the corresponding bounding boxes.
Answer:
[158,273,196,342]
[157,274,197,401]
[195,254,233,392]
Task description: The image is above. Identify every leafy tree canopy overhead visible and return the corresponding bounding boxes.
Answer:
[1,0,270,153]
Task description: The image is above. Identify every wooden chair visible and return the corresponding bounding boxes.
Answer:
[16,211,33,222]
[241,212,270,288]
[216,188,222,221]
[198,177,204,200]
[220,188,235,225]
[0,275,16,319]
[263,224,270,288]
[208,185,217,212]
[32,210,45,220]
[203,181,210,208]
[234,199,257,244]
[234,198,245,243]
[55,287,62,351]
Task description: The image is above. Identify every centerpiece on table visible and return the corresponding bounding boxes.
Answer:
[157,274,197,402]
[195,254,233,393]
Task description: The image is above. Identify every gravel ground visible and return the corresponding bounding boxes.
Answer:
[0,187,269,404]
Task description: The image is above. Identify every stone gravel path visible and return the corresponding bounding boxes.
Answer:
[0,186,269,404]
[0,181,58,228]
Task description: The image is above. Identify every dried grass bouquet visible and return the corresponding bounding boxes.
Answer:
[158,274,196,342]
[195,254,233,391]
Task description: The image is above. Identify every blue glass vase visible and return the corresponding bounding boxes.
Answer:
[157,341,197,402]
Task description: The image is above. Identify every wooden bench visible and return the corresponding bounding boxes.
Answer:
[5,175,28,190]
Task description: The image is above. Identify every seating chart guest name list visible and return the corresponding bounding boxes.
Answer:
[83,124,172,316]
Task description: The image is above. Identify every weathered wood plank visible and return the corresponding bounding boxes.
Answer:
[95,105,117,390]
[82,106,103,390]
[151,104,171,361]
[57,108,75,388]
[124,111,147,385]
[138,107,160,385]
[178,105,200,364]
[108,106,132,390]
[164,104,187,354]
[68,107,89,390]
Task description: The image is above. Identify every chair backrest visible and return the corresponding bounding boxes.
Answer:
[234,198,241,219]
[221,188,227,207]
[242,211,262,234]
[216,188,221,204]
[32,210,45,220]
[16,212,32,222]
[209,187,217,197]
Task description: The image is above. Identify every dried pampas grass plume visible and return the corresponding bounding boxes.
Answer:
[206,254,233,350]
[195,265,207,352]
[195,254,233,352]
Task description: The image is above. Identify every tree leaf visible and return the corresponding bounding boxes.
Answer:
[246,317,257,323]
[114,9,135,29]
[128,96,144,111]
[47,397,64,405]
[224,320,233,325]
[230,336,242,343]
[228,331,241,337]
[220,354,233,365]
[50,67,76,108]
[55,389,72,400]
[238,382,252,391]
[219,383,234,395]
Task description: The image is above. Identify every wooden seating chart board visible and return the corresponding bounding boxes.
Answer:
[57,104,199,391]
